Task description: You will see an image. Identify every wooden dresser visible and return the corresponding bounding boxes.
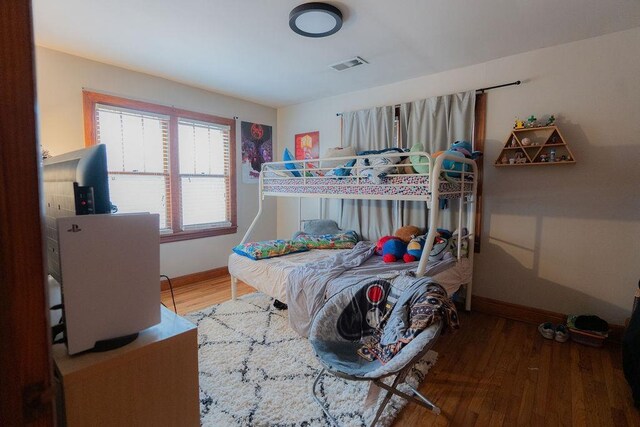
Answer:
[53,306,199,426]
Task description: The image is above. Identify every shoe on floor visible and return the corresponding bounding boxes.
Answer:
[538,322,555,339]
[554,324,569,342]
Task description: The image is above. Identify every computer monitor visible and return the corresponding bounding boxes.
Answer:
[42,144,111,282]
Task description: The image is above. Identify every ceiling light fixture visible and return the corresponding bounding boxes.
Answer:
[289,2,343,38]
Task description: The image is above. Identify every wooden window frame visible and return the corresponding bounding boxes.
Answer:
[83,90,237,243]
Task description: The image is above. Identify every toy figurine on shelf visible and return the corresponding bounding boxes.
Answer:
[539,154,548,163]
[514,118,525,129]
[501,155,509,164]
[526,115,537,128]
[546,115,556,126]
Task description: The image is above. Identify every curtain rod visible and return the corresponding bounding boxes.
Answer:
[476,80,521,93]
[335,80,521,116]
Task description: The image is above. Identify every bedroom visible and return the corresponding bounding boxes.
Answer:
[2,0,640,426]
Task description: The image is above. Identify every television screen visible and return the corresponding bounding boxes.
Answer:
[42,144,111,282]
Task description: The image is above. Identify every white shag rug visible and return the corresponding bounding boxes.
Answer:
[185,293,437,427]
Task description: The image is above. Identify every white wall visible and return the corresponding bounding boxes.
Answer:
[35,47,277,278]
[277,27,640,324]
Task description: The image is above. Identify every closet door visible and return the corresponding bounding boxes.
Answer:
[0,1,55,425]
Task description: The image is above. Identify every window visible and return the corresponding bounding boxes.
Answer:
[83,91,236,243]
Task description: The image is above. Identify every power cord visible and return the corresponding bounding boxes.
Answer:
[161,274,177,313]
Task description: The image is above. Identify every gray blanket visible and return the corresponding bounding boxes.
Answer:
[286,241,457,336]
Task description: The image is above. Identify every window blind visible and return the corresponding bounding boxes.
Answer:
[95,104,172,231]
[177,118,232,230]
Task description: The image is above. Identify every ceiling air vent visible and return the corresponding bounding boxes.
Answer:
[329,56,368,71]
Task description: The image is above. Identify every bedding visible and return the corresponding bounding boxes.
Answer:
[228,245,470,307]
[286,241,463,336]
[228,249,350,302]
[293,231,358,249]
[352,148,405,184]
[232,239,308,260]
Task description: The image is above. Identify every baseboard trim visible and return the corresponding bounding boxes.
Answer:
[161,266,229,291]
[471,295,625,343]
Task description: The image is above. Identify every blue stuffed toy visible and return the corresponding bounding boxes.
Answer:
[404,235,425,262]
[382,239,407,263]
[439,141,482,178]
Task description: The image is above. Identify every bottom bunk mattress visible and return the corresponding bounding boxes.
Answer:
[229,242,471,336]
[228,248,352,303]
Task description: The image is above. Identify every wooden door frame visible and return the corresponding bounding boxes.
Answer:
[0,1,55,425]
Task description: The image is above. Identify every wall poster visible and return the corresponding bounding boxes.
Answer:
[241,121,272,183]
[294,131,319,165]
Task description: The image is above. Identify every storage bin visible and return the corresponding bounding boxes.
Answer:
[568,327,607,347]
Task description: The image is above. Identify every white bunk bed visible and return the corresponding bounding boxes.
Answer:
[229,150,478,311]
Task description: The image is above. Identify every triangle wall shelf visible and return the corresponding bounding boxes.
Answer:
[494,126,576,167]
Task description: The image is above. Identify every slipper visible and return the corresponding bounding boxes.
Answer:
[538,322,555,340]
[554,324,569,342]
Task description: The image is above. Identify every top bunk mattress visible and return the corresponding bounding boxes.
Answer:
[228,249,471,304]
[262,174,472,201]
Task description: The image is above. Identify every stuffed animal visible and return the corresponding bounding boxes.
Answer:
[375,235,402,255]
[403,230,453,263]
[433,141,482,178]
[403,235,425,263]
[382,239,407,263]
[394,225,422,243]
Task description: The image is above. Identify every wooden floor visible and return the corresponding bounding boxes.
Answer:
[162,277,640,427]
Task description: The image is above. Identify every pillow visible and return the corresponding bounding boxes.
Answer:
[409,143,430,174]
[232,239,308,260]
[283,148,301,177]
[321,146,356,169]
[292,220,346,239]
[293,231,359,250]
[304,219,342,235]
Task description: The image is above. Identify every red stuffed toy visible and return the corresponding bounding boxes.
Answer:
[375,235,402,255]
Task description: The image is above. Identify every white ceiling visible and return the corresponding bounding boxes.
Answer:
[33,0,640,108]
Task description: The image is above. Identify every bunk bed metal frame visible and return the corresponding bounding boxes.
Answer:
[231,151,478,310]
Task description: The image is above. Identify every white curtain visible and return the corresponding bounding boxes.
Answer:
[399,91,476,229]
[339,106,395,241]
[338,91,475,240]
